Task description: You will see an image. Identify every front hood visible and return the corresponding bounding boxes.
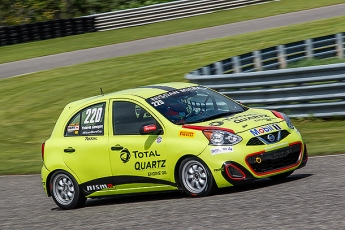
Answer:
[187,108,284,134]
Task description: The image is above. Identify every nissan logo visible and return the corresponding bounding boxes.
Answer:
[267,134,275,142]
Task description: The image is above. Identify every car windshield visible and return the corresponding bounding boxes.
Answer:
[146,86,246,125]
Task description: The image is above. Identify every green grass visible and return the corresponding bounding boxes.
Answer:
[293,118,345,156]
[1,15,345,174]
[288,57,345,68]
[0,0,345,64]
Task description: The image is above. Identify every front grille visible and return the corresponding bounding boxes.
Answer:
[226,165,245,179]
[246,143,301,174]
[247,137,263,145]
[246,130,291,146]
[280,130,290,139]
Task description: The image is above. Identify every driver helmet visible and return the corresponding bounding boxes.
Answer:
[157,98,188,123]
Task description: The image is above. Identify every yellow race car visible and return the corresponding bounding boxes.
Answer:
[41,82,308,209]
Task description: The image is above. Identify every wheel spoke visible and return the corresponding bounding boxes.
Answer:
[200,172,206,180]
[197,166,204,173]
[67,191,73,199]
[195,181,201,189]
[191,180,197,188]
[188,167,194,174]
[199,178,206,186]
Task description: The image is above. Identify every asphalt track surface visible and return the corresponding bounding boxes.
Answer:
[1,155,345,229]
[1,3,345,79]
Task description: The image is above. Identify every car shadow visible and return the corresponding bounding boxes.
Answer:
[215,173,313,195]
[51,173,313,211]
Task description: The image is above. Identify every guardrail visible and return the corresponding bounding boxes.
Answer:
[94,0,274,31]
[185,33,345,118]
[0,0,274,47]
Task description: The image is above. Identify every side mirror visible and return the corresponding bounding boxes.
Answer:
[139,123,162,135]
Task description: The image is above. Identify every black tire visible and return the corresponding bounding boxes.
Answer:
[178,157,215,197]
[50,171,86,210]
[270,170,294,181]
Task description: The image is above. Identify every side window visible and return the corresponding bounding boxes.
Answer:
[65,103,106,136]
[65,114,81,136]
[113,101,159,135]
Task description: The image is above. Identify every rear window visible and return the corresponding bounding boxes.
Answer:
[65,103,106,136]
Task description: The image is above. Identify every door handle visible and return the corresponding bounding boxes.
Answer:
[64,147,75,153]
[111,145,123,151]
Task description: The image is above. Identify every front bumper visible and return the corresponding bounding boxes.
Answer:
[221,142,308,185]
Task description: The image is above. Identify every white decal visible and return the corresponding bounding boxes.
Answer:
[156,136,162,144]
[211,146,234,155]
[84,107,103,124]
[67,125,79,132]
[151,100,164,107]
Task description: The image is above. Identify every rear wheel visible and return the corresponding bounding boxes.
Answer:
[270,170,294,181]
[179,157,215,197]
[50,171,86,210]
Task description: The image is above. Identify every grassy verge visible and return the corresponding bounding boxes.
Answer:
[288,57,345,68]
[0,0,344,64]
[1,16,345,174]
[292,118,345,156]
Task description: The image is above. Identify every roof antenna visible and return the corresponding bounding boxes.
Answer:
[100,88,104,96]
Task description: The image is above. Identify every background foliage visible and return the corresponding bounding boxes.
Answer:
[0,0,174,26]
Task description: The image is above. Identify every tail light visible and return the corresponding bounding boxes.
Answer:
[41,142,45,160]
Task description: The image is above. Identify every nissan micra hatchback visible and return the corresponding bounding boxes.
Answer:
[41,82,308,209]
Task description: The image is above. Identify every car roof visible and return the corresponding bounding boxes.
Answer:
[67,82,198,108]
[112,82,198,98]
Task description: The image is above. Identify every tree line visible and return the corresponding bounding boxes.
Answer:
[0,0,174,26]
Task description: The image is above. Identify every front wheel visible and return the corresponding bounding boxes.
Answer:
[178,157,215,197]
[50,171,86,210]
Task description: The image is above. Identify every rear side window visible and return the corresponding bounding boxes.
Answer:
[65,103,106,136]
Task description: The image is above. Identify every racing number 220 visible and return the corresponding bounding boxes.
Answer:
[84,108,103,124]
[151,100,164,107]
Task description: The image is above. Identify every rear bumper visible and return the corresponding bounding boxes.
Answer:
[41,164,50,196]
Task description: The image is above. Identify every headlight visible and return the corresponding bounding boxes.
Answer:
[281,113,294,129]
[271,110,294,129]
[203,130,242,145]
